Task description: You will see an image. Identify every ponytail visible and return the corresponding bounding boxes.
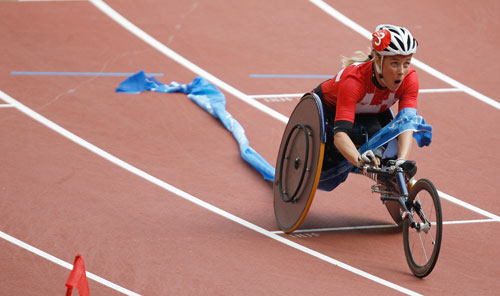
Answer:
[342,48,376,68]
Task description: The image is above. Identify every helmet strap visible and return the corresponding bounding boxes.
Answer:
[373,55,387,88]
[376,55,384,78]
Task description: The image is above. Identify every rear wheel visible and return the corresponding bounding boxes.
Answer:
[273,94,325,233]
[403,179,442,277]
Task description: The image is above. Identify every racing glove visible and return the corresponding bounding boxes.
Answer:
[357,150,377,167]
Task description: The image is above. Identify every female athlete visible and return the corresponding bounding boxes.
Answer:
[313,24,419,170]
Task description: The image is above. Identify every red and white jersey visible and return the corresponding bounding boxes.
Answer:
[319,60,418,123]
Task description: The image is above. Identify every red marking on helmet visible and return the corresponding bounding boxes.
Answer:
[372,29,391,51]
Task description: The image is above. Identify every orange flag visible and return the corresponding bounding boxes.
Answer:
[66,254,90,296]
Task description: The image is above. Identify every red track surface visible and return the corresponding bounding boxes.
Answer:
[1,0,499,295]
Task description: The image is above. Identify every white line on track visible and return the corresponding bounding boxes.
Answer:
[309,0,500,111]
[0,104,14,108]
[250,94,303,99]
[87,0,500,224]
[438,190,500,221]
[249,88,463,100]
[88,0,289,124]
[442,218,498,225]
[418,88,464,93]
[1,0,495,294]
[0,89,422,296]
[271,218,498,234]
[271,224,400,234]
[0,229,140,295]
[83,0,498,293]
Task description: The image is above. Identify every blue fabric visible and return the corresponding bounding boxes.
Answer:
[116,71,275,180]
[317,107,433,191]
[317,159,352,191]
[116,71,433,188]
[358,108,432,152]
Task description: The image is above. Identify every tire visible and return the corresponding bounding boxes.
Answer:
[403,179,442,278]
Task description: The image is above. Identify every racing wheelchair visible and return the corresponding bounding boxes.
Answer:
[273,93,442,277]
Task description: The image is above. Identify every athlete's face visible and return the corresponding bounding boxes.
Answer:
[377,54,413,91]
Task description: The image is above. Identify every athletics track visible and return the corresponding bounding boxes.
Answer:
[0,0,499,295]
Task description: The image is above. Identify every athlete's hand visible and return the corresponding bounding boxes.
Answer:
[387,158,407,172]
[394,158,406,168]
[357,150,379,167]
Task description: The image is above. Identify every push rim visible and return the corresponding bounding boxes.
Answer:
[278,124,311,203]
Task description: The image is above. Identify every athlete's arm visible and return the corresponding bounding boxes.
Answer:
[333,131,359,166]
[396,70,418,160]
[334,132,381,167]
[332,76,375,166]
[397,130,413,160]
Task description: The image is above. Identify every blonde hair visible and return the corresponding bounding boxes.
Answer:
[342,48,376,68]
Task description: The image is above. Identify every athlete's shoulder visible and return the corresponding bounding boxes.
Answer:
[406,67,418,80]
[341,61,372,84]
[345,60,372,74]
[397,67,419,98]
[402,67,419,86]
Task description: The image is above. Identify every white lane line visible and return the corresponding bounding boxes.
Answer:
[85,0,499,292]
[0,88,423,296]
[438,191,500,221]
[419,88,463,93]
[0,104,15,108]
[250,93,303,99]
[87,0,500,224]
[88,0,288,124]
[249,88,463,100]
[271,224,399,234]
[270,218,498,234]
[442,218,497,225]
[85,4,422,294]
[0,229,140,295]
[309,0,500,111]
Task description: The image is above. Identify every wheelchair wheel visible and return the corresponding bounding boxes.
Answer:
[273,93,325,233]
[403,179,442,277]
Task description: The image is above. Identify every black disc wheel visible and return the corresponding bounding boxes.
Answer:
[403,179,442,278]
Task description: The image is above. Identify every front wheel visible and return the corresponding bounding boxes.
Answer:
[403,179,442,278]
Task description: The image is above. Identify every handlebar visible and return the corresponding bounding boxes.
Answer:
[357,159,417,178]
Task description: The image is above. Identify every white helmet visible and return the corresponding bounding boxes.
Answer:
[372,24,418,56]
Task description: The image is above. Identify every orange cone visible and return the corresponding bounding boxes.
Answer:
[65,254,90,296]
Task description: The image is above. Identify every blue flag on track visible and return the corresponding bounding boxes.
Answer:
[117,71,275,181]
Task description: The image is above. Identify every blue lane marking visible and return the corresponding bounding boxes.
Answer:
[11,71,164,77]
[250,74,331,79]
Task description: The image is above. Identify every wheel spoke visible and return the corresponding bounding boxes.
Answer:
[417,231,429,262]
[427,229,436,245]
